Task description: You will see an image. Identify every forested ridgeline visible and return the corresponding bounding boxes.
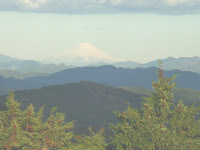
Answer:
[1,68,200,150]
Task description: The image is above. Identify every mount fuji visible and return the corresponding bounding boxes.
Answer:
[45,43,123,66]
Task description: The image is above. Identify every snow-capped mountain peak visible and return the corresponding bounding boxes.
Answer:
[51,43,122,66]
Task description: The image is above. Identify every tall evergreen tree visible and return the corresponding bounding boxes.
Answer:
[111,66,200,150]
[2,64,200,150]
[72,127,107,150]
[0,92,74,150]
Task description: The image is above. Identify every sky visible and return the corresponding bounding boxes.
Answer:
[0,0,200,63]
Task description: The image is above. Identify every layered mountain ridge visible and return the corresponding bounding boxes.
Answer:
[0,66,200,96]
[0,81,144,133]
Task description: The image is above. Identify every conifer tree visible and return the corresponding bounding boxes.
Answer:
[0,92,74,150]
[111,64,200,150]
[2,63,200,150]
[0,91,27,149]
[39,107,74,150]
[0,92,106,150]
[72,127,107,150]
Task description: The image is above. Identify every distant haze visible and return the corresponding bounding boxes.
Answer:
[44,42,123,65]
[0,12,200,63]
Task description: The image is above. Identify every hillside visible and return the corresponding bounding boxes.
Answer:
[0,54,20,63]
[120,87,200,106]
[1,66,200,95]
[0,60,69,73]
[1,81,200,133]
[3,53,200,74]
[119,86,151,96]
[113,61,141,68]
[0,54,70,73]
[141,57,200,73]
[0,69,49,79]
[0,82,144,133]
[115,56,200,73]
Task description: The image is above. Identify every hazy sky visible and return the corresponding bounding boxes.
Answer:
[0,0,200,63]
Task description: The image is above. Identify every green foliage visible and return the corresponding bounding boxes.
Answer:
[119,86,151,96]
[0,92,74,150]
[0,91,106,150]
[120,86,200,107]
[72,127,107,150]
[0,81,143,134]
[2,65,200,150]
[111,68,200,150]
[172,88,200,106]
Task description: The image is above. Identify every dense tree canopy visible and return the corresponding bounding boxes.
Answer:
[0,91,106,150]
[0,91,74,149]
[1,66,200,150]
[111,68,200,150]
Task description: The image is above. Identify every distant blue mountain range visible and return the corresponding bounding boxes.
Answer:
[2,54,200,73]
[114,56,200,73]
[0,54,69,73]
[0,65,200,95]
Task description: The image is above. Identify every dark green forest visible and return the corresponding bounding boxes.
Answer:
[0,82,144,134]
[120,86,200,106]
[1,68,200,150]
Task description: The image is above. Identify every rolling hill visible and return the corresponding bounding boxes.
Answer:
[1,81,200,133]
[142,56,200,73]
[114,56,200,73]
[1,65,200,95]
[0,60,69,73]
[0,82,144,133]
[113,61,141,68]
[0,54,70,73]
[120,86,200,106]
[3,53,200,74]
[0,54,20,63]
[0,69,49,79]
